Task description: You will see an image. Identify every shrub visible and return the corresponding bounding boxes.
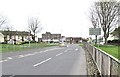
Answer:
[1,42,7,44]
[108,39,120,45]
[50,41,53,43]
[30,41,36,43]
[107,40,112,44]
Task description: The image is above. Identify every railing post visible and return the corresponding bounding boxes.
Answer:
[109,58,112,77]
[95,48,97,62]
[101,54,104,76]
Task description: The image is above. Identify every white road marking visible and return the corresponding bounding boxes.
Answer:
[33,52,38,55]
[29,53,35,55]
[0,60,3,63]
[3,59,8,62]
[75,48,78,51]
[64,49,68,52]
[56,53,63,56]
[39,51,44,53]
[5,48,63,59]
[18,55,24,58]
[33,48,63,55]
[43,50,48,52]
[34,58,52,67]
[7,57,12,60]
[24,54,33,57]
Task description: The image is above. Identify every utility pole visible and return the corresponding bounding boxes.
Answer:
[28,31,30,47]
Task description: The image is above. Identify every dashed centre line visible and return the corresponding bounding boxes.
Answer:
[1,47,65,63]
[24,54,33,57]
[0,59,8,63]
[18,55,24,58]
[56,53,63,56]
[7,57,12,60]
[17,48,63,58]
[33,49,69,67]
[75,48,78,51]
[33,58,52,67]
[43,50,48,52]
[0,57,12,63]
[0,60,3,63]
[4,59,8,62]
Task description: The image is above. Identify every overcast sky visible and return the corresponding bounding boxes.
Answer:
[0,0,101,38]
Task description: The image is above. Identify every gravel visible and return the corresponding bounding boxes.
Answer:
[82,46,100,76]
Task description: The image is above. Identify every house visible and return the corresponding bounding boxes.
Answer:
[1,30,33,44]
[41,32,83,44]
[60,36,66,42]
[0,32,4,43]
[66,37,82,44]
[107,34,119,40]
[42,32,61,43]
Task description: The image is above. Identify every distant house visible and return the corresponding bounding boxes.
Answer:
[42,32,61,43]
[107,34,119,40]
[0,32,4,43]
[66,37,82,44]
[1,30,33,44]
[60,36,66,42]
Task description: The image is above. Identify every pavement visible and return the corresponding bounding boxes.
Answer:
[1,44,87,75]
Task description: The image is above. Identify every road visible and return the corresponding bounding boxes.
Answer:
[1,44,87,75]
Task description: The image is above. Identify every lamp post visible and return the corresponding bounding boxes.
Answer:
[60,30,63,43]
[28,31,30,47]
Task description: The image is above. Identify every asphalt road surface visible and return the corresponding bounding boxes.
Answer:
[1,44,87,75]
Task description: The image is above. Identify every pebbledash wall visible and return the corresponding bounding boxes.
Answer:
[84,43,120,76]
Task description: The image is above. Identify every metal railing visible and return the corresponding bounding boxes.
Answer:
[84,42,120,76]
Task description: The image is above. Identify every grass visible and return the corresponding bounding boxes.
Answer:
[79,43,84,46]
[94,45,120,60]
[0,43,58,53]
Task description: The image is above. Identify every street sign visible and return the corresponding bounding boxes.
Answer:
[89,28,101,35]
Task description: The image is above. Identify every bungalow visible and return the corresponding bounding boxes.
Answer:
[0,30,33,44]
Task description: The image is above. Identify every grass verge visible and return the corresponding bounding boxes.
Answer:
[79,43,84,46]
[94,45,119,60]
[0,43,58,53]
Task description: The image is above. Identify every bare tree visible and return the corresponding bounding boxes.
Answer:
[0,15,6,28]
[91,0,118,44]
[2,25,14,31]
[28,17,42,41]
